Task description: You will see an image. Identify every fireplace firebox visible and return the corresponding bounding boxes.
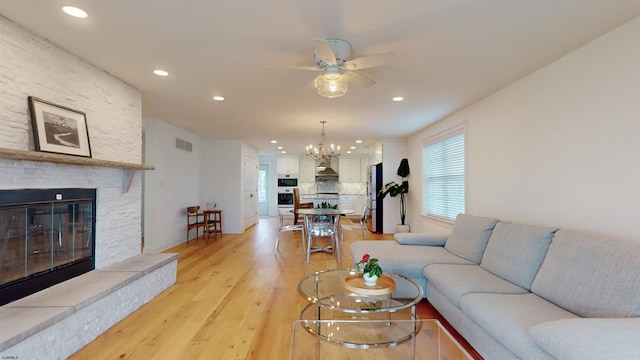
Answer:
[0,188,96,305]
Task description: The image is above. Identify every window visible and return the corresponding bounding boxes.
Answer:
[258,169,267,202]
[422,128,465,221]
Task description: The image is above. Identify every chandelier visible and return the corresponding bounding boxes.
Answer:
[306,121,340,162]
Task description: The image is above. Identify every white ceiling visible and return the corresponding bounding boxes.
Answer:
[1,1,639,156]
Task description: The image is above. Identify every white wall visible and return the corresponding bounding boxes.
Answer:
[143,118,202,253]
[143,121,258,247]
[407,16,640,241]
[0,15,143,267]
[200,139,242,233]
[199,139,258,234]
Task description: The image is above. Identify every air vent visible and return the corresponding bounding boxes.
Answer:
[176,138,192,152]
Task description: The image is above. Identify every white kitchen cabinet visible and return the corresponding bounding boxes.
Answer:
[339,158,371,182]
[277,157,299,174]
[360,158,370,182]
[339,195,354,211]
[299,158,316,181]
[353,195,367,213]
[339,158,361,182]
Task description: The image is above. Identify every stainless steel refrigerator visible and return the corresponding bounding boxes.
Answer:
[368,163,383,233]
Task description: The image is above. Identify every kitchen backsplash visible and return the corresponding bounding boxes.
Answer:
[299,181,366,195]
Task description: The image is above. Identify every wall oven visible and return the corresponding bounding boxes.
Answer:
[277,174,298,208]
[277,175,298,187]
[277,187,294,208]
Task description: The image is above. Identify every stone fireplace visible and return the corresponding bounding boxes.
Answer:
[0,152,171,359]
[0,15,176,359]
[0,188,96,306]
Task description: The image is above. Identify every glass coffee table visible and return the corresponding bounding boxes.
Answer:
[297,268,423,317]
[297,269,424,345]
[290,319,473,359]
[295,270,472,358]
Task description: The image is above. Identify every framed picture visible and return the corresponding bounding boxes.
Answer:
[28,96,92,157]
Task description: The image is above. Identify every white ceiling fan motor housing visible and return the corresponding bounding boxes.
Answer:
[315,38,352,67]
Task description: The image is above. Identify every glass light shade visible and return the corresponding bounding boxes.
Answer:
[316,73,348,98]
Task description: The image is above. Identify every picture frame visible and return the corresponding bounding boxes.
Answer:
[28,96,92,158]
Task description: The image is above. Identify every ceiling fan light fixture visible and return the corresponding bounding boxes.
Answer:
[316,70,348,98]
[62,6,88,18]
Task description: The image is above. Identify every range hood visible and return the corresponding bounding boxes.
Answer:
[315,161,339,180]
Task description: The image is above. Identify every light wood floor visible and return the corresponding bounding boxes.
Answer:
[69,216,481,359]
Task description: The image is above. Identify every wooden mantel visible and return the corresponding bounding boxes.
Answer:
[0,147,154,192]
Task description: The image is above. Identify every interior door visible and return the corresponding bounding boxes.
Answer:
[244,154,258,229]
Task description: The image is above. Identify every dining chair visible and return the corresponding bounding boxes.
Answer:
[293,188,313,225]
[340,206,369,243]
[303,212,340,264]
[186,206,206,243]
[274,208,305,253]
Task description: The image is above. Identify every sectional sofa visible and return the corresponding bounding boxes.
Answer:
[351,214,640,359]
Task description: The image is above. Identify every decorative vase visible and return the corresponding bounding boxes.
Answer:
[363,273,379,286]
[396,224,410,233]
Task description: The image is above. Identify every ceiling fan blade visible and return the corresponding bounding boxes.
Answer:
[347,71,376,88]
[344,52,397,70]
[313,38,337,67]
[268,64,323,71]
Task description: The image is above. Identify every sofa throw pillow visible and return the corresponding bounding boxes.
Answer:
[531,230,640,318]
[444,214,499,263]
[480,222,557,290]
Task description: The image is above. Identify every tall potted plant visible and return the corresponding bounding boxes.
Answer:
[379,158,411,232]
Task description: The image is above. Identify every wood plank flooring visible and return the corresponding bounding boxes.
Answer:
[69,216,481,359]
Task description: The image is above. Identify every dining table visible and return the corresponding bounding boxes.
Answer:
[292,208,355,263]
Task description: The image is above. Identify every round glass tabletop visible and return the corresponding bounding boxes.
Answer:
[297,268,423,314]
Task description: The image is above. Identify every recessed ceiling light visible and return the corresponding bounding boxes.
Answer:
[271,140,277,144]
[346,150,352,154]
[62,6,88,18]
[350,146,356,150]
[392,96,404,102]
[277,146,283,150]
[153,69,169,77]
[212,96,225,101]
[281,150,287,154]
[355,140,363,144]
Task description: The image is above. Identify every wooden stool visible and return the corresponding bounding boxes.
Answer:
[204,210,223,237]
[186,206,206,243]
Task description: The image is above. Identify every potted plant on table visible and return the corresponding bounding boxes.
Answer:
[354,253,383,286]
[378,158,411,233]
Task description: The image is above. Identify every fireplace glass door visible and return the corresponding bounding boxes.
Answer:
[0,188,96,305]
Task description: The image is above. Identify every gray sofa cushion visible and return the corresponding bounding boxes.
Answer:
[529,318,640,360]
[531,230,640,318]
[424,264,528,307]
[394,232,449,246]
[351,240,474,280]
[480,222,557,290]
[444,214,499,263]
[460,292,578,360]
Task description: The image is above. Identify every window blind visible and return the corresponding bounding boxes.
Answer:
[422,130,465,221]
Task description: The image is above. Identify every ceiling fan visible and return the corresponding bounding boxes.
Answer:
[281,38,397,98]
